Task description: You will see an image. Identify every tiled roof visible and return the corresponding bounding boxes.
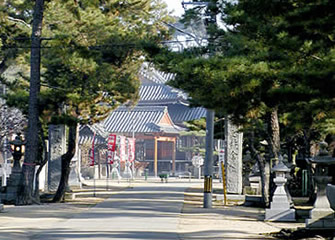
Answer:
[138,84,186,104]
[79,124,107,145]
[103,106,183,134]
[139,63,175,85]
[167,104,207,124]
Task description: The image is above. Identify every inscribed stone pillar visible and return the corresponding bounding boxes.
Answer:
[225,118,243,194]
[48,125,66,192]
[68,125,81,188]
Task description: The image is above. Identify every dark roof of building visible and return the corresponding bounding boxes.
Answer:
[139,63,175,85]
[138,83,186,105]
[79,124,107,145]
[103,106,184,134]
[167,104,207,124]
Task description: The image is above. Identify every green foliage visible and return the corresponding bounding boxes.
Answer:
[183,118,206,132]
[0,1,31,76]
[3,0,173,125]
[153,0,335,144]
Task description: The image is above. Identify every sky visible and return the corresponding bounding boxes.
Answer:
[163,0,185,17]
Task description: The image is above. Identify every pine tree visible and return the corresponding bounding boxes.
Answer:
[152,0,335,205]
[3,0,173,204]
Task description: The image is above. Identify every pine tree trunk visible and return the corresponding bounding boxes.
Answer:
[267,107,280,159]
[52,123,77,202]
[33,122,48,201]
[17,0,44,205]
[265,107,281,202]
[303,130,316,203]
[248,131,268,206]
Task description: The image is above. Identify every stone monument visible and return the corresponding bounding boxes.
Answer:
[48,125,66,192]
[224,118,243,194]
[306,142,335,228]
[265,156,295,221]
[68,126,81,188]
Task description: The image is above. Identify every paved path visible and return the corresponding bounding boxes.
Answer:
[34,184,188,240]
[0,180,304,240]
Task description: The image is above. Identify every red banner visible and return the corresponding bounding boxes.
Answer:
[128,138,136,162]
[89,133,96,166]
[119,136,126,162]
[108,134,117,164]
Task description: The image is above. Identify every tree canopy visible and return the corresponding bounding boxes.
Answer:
[154,0,335,144]
[1,0,173,204]
[4,0,173,124]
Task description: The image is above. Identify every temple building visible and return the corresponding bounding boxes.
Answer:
[79,64,207,177]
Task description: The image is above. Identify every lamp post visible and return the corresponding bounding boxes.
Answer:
[9,133,25,173]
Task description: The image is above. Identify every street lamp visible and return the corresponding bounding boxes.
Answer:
[9,133,25,172]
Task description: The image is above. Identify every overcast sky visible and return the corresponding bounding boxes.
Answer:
[163,0,184,17]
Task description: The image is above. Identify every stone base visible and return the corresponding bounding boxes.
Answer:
[0,203,3,212]
[309,208,334,220]
[2,171,22,204]
[306,218,335,229]
[265,208,296,222]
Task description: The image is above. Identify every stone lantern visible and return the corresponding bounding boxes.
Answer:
[306,142,335,228]
[265,155,295,221]
[2,133,25,203]
[9,134,25,172]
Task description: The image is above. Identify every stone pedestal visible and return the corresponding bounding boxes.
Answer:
[265,160,295,221]
[306,175,335,228]
[2,169,22,204]
[225,118,243,194]
[48,125,66,192]
[306,142,335,229]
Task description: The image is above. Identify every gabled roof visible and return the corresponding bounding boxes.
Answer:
[103,106,184,134]
[79,124,107,145]
[137,63,207,124]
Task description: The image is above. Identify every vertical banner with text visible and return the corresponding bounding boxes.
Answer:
[108,134,117,164]
[128,138,136,162]
[119,136,126,162]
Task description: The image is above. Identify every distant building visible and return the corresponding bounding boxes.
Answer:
[79,63,207,177]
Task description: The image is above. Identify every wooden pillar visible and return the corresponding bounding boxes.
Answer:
[172,139,176,175]
[154,137,158,177]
